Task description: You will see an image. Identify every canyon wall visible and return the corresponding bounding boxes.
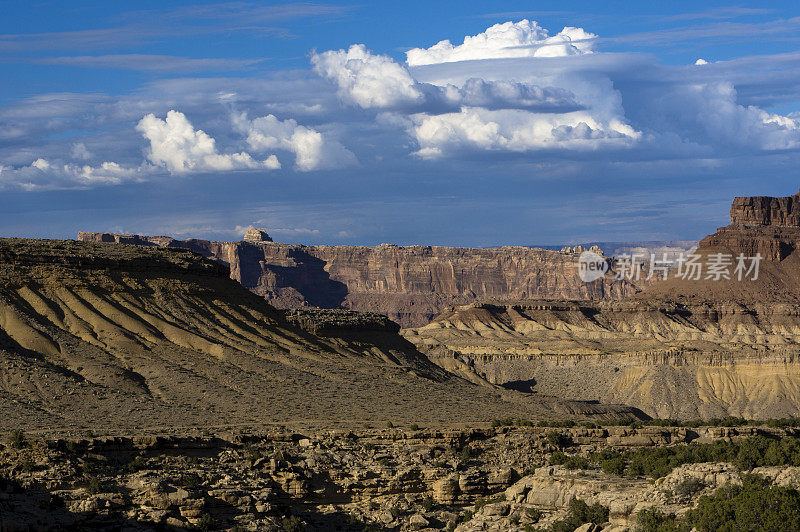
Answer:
[77,232,640,327]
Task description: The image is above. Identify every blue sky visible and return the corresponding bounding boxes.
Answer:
[1,1,800,246]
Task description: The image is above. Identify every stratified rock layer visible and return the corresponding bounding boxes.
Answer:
[404,189,800,419]
[77,232,640,327]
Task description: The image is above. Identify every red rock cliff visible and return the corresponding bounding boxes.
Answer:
[77,232,640,326]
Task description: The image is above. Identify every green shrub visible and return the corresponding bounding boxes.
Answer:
[386,421,394,428]
[410,423,421,431]
[460,444,475,461]
[281,515,303,532]
[8,430,26,449]
[549,451,590,470]
[194,513,216,532]
[549,498,609,532]
[686,474,800,531]
[492,417,517,428]
[600,455,627,476]
[84,475,102,495]
[526,508,542,522]
[421,494,435,511]
[124,455,148,473]
[545,431,573,449]
[636,507,683,532]
[675,478,705,497]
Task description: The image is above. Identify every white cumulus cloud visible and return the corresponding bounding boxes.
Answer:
[136,110,278,174]
[236,113,356,171]
[406,20,597,66]
[312,44,582,115]
[0,158,148,190]
[411,107,639,158]
[311,44,424,109]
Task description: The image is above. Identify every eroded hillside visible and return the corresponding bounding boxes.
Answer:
[0,238,637,432]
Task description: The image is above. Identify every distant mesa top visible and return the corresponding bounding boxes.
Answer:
[243,228,273,243]
[731,189,800,227]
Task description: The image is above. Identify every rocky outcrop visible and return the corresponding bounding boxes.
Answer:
[77,232,642,327]
[1,425,796,531]
[699,189,800,261]
[243,227,273,243]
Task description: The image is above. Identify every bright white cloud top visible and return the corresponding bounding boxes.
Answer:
[406,20,597,65]
[311,44,424,109]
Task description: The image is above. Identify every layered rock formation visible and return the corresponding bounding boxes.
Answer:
[404,189,800,419]
[403,300,800,419]
[77,232,642,327]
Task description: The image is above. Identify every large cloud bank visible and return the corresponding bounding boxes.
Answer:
[312,21,799,160]
[2,19,800,190]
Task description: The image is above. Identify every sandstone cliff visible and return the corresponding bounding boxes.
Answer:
[403,300,800,419]
[77,232,641,327]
